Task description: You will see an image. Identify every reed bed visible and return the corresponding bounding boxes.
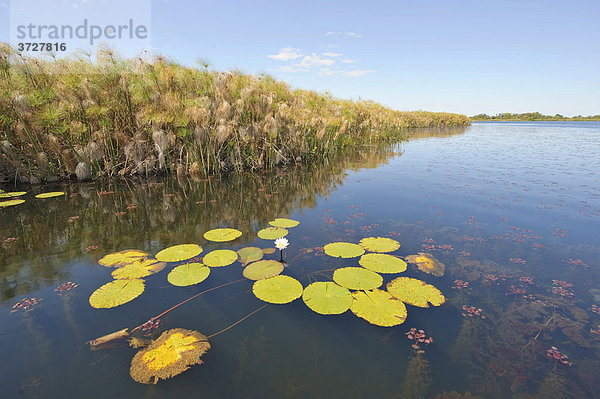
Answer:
[0,45,470,183]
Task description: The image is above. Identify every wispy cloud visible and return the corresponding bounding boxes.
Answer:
[268,47,303,61]
[296,53,336,68]
[341,59,356,64]
[326,31,363,39]
[322,52,342,57]
[341,69,373,77]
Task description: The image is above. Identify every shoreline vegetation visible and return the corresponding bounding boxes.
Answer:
[471,112,600,121]
[0,45,469,184]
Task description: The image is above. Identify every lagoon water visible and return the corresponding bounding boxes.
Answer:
[1,122,599,398]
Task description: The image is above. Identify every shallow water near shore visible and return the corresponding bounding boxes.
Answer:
[1,122,599,398]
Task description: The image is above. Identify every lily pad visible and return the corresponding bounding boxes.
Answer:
[387,277,446,308]
[98,250,149,267]
[324,242,365,258]
[257,227,288,240]
[350,289,407,327]
[252,275,303,304]
[268,218,300,228]
[34,191,65,199]
[130,328,210,384]
[405,252,445,277]
[111,259,166,280]
[155,244,202,263]
[243,260,284,280]
[167,263,210,286]
[89,279,145,308]
[359,253,407,274]
[203,228,242,242]
[358,237,400,253]
[0,199,25,208]
[333,267,383,290]
[0,191,27,198]
[237,247,263,265]
[302,282,352,315]
[262,248,277,255]
[203,249,238,267]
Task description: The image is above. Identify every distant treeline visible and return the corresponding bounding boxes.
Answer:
[472,112,600,121]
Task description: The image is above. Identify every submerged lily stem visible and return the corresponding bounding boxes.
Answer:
[207,304,268,339]
[131,279,245,334]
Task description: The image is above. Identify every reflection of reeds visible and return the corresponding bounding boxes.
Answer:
[0,45,470,182]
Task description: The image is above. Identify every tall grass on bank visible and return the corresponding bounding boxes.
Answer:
[0,45,470,183]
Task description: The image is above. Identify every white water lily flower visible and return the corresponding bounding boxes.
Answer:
[274,237,289,250]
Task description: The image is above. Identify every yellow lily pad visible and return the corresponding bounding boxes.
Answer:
[203,228,242,242]
[111,259,166,280]
[333,267,383,290]
[268,218,300,228]
[243,260,284,280]
[203,249,238,267]
[324,242,365,258]
[167,263,210,287]
[0,199,25,208]
[350,289,407,327]
[237,247,263,265]
[302,282,352,315]
[359,253,407,274]
[257,227,288,240]
[387,277,446,308]
[405,252,445,277]
[262,248,277,255]
[155,244,202,263]
[89,279,145,308]
[358,237,400,253]
[34,191,65,199]
[0,191,27,198]
[98,250,149,267]
[130,328,210,384]
[252,275,303,304]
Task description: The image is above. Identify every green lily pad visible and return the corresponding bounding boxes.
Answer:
[333,267,383,290]
[243,260,284,280]
[98,250,149,267]
[358,237,400,253]
[0,199,25,208]
[155,244,202,263]
[202,249,238,267]
[237,247,263,265]
[203,228,242,242]
[167,263,211,286]
[111,259,166,279]
[359,253,407,274]
[302,282,352,315]
[257,227,288,240]
[350,289,407,327]
[35,192,65,199]
[405,252,445,277]
[89,279,145,308]
[387,277,446,308]
[252,275,303,304]
[268,218,300,228]
[324,242,365,258]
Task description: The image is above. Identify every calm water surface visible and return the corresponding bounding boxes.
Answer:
[1,122,599,398]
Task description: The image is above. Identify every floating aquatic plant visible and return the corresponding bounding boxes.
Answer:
[88,328,130,350]
[237,247,264,265]
[406,328,434,353]
[546,346,572,366]
[387,277,445,308]
[350,289,407,327]
[257,227,288,240]
[302,282,352,315]
[203,228,242,242]
[359,253,407,274]
[274,237,289,250]
[252,275,303,304]
[167,263,211,286]
[0,191,27,198]
[333,267,383,291]
[243,260,284,280]
[11,297,41,312]
[55,282,78,294]
[202,249,238,267]
[34,191,65,199]
[268,218,300,228]
[323,242,365,258]
[111,259,166,279]
[155,244,202,263]
[358,237,400,253]
[89,279,145,308]
[98,250,149,267]
[405,252,445,277]
[0,199,25,208]
[130,328,211,384]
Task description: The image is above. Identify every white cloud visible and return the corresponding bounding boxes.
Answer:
[268,47,303,61]
[341,59,356,64]
[295,53,336,68]
[341,69,373,77]
[325,31,363,39]
[275,65,307,73]
[322,52,342,57]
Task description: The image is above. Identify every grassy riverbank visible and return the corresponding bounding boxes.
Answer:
[0,46,469,183]
[471,112,600,121]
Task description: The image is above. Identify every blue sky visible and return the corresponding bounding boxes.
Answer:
[1,0,599,116]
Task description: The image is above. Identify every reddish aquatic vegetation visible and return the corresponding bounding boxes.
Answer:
[85,245,98,252]
[127,204,137,210]
[553,227,567,237]
[115,211,127,216]
[69,193,78,198]
[68,216,80,221]
[422,244,436,251]
[348,205,360,209]
[342,221,350,225]
[345,229,356,234]
[591,325,600,335]
[257,188,265,192]
[510,258,526,264]
[389,231,400,237]
[519,276,534,285]
[11,297,41,313]
[324,209,332,212]
[567,258,587,267]
[546,346,572,366]
[506,285,527,296]
[483,274,499,284]
[508,226,520,230]
[452,280,471,293]
[438,244,453,251]
[325,218,337,224]
[423,238,435,244]
[462,305,485,319]
[459,251,470,257]
[552,280,574,298]
[499,217,509,221]
[406,327,433,353]
[532,242,545,248]
[3,237,18,243]
[359,224,378,231]
[140,318,161,336]
[590,305,600,316]
[55,282,78,294]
